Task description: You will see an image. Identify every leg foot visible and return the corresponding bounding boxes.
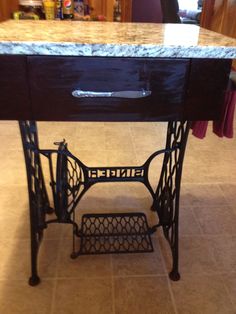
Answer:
[28,275,41,286]
[70,252,78,259]
[45,206,54,215]
[169,270,180,281]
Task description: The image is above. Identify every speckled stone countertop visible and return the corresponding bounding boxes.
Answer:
[0,20,236,58]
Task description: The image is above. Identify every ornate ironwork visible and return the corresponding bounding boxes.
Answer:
[19,121,52,286]
[152,121,190,280]
[19,120,190,285]
[71,212,154,257]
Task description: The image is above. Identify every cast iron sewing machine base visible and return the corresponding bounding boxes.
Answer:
[19,120,190,286]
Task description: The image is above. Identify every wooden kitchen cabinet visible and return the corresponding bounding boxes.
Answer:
[90,0,132,22]
[0,0,18,21]
[201,0,236,38]
[201,0,236,67]
[90,0,115,21]
[121,0,132,22]
[0,0,132,22]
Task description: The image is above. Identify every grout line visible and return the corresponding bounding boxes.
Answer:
[221,275,236,312]
[181,181,236,186]
[49,279,57,314]
[189,206,205,236]
[156,237,179,314]
[218,183,236,208]
[128,123,138,156]
[166,276,179,314]
[49,234,62,314]
[129,123,143,163]
[158,233,235,239]
[52,275,115,280]
[110,255,116,314]
[1,269,235,284]
[112,273,168,279]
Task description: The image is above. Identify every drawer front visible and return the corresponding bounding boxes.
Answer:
[0,56,32,120]
[28,57,190,121]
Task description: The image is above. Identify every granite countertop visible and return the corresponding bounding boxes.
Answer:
[0,20,236,58]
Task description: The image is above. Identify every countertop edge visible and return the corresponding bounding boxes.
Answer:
[0,42,236,59]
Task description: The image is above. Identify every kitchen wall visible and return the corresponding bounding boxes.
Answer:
[178,0,198,10]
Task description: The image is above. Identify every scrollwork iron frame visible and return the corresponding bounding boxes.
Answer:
[19,120,190,285]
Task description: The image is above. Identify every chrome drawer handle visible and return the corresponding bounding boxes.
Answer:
[72,89,152,99]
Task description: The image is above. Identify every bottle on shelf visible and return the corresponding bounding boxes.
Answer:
[62,0,74,19]
[43,0,56,20]
[55,0,63,19]
[74,0,85,17]
[113,0,121,22]
[83,0,90,16]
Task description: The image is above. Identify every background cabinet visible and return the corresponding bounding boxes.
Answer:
[90,0,132,21]
[200,0,236,66]
[201,0,236,38]
[90,0,114,21]
[0,0,18,21]
[0,0,132,22]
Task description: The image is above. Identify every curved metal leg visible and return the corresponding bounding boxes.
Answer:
[152,121,190,280]
[19,121,49,286]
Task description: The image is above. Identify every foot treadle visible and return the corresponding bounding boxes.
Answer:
[78,212,154,255]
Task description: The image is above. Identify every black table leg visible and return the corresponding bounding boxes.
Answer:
[152,121,190,280]
[19,121,51,286]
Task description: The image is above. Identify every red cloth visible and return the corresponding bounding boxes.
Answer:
[213,90,236,138]
[191,90,236,139]
[191,121,208,139]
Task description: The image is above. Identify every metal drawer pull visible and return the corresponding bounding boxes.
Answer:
[72,89,152,98]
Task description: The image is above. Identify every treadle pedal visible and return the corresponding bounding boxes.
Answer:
[77,212,154,255]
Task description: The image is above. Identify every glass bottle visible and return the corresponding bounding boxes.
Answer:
[62,0,74,19]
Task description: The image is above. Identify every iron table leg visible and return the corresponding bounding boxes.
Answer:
[19,121,50,286]
[152,121,190,280]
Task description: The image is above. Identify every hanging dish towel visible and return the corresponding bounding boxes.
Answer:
[191,120,209,139]
[191,72,236,139]
[213,89,236,138]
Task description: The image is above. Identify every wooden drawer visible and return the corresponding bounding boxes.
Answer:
[28,57,190,121]
[0,56,32,120]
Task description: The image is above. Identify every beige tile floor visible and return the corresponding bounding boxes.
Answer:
[0,120,236,314]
